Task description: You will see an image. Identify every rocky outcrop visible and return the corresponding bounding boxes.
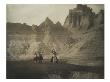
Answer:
[62,5,104,66]
[94,10,104,26]
[64,4,102,30]
[7,23,35,34]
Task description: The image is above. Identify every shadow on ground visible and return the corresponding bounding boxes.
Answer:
[6,60,104,79]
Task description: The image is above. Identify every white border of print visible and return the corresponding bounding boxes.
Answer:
[0,0,110,81]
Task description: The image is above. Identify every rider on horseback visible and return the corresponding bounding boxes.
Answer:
[34,51,43,63]
[51,49,58,63]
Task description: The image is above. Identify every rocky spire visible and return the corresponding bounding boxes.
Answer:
[45,17,53,24]
[39,17,54,28]
[56,21,62,27]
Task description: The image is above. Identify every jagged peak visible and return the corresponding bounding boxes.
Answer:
[39,17,54,27]
[45,17,53,23]
[32,24,38,27]
[56,21,62,26]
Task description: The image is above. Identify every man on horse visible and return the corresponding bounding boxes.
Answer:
[38,51,43,63]
[34,51,43,63]
[34,52,39,63]
[50,49,58,63]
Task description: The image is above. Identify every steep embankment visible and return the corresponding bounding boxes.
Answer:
[60,25,104,66]
[61,5,104,66]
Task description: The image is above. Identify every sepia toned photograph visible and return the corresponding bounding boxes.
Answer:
[6,4,104,79]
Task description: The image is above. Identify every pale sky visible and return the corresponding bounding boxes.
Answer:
[7,4,104,25]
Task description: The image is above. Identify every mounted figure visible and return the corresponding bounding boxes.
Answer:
[33,51,43,63]
[50,49,58,63]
